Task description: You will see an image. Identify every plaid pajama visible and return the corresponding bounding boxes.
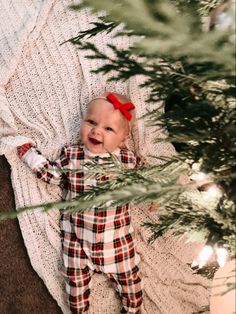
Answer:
[66,265,142,314]
[21,145,142,313]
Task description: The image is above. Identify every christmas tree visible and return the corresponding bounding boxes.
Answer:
[65,0,236,262]
[1,0,235,271]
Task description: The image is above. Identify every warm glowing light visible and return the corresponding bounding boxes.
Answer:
[198,245,214,268]
[206,185,219,197]
[191,172,208,181]
[192,162,201,171]
[191,260,199,268]
[206,184,222,198]
[192,245,214,268]
[216,247,228,267]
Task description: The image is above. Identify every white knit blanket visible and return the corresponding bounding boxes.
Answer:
[0,1,210,313]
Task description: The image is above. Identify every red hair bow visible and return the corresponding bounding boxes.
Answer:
[106,93,135,121]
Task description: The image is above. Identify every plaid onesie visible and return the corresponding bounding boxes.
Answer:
[20,144,142,313]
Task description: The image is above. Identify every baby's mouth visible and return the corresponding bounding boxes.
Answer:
[89,137,102,145]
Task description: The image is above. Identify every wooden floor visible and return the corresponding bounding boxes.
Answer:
[0,156,62,314]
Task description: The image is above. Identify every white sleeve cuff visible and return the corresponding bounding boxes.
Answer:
[22,148,48,169]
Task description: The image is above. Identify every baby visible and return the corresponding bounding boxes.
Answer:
[18,92,143,314]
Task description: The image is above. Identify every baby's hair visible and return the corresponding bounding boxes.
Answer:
[88,91,136,134]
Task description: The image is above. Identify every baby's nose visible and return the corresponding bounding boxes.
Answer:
[91,126,101,135]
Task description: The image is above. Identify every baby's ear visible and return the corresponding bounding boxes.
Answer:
[119,134,129,148]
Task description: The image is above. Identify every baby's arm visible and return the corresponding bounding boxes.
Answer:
[18,143,68,186]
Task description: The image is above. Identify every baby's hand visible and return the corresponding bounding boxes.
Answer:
[17,143,34,157]
[148,202,158,212]
[0,135,35,155]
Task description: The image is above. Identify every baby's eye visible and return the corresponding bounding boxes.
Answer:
[87,119,96,125]
[105,126,114,132]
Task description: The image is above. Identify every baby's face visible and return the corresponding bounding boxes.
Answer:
[80,99,129,154]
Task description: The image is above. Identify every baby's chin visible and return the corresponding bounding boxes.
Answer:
[85,143,108,154]
[81,139,119,154]
[90,148,107,154]
[86,144,117,155]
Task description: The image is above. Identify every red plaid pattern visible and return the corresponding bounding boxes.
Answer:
[17,142,34,157]
[65,265,142,313]
[20,145,142,313]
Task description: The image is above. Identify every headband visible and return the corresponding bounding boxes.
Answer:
[106,93,135,121]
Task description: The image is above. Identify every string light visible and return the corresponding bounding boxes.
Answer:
[191,171,208,181]
[190,164,223,199]
[190,162,212,187]
[191,162,201,171]
[216,247,228,268]
[190,163,227,269]
[203,184,223,200]
[192,245,214,269]
[192,245,228,269]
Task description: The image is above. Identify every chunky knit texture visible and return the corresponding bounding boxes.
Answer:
[0,1,209,313]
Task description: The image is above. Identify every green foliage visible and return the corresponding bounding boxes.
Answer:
[0,158,188,218]
[72,0,235,70]
[62,19,120,44]
[198,0,223,16]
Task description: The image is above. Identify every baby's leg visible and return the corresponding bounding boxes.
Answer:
[107,266,143,313]
[65,266,93,314]
[61,214,93,313]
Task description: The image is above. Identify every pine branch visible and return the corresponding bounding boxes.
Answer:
[72,0,235,71]
[62,20,120,44]
[198,0,222,16]
[66,0,236,254]
[144,189,235,239]
[0,159,188,218]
